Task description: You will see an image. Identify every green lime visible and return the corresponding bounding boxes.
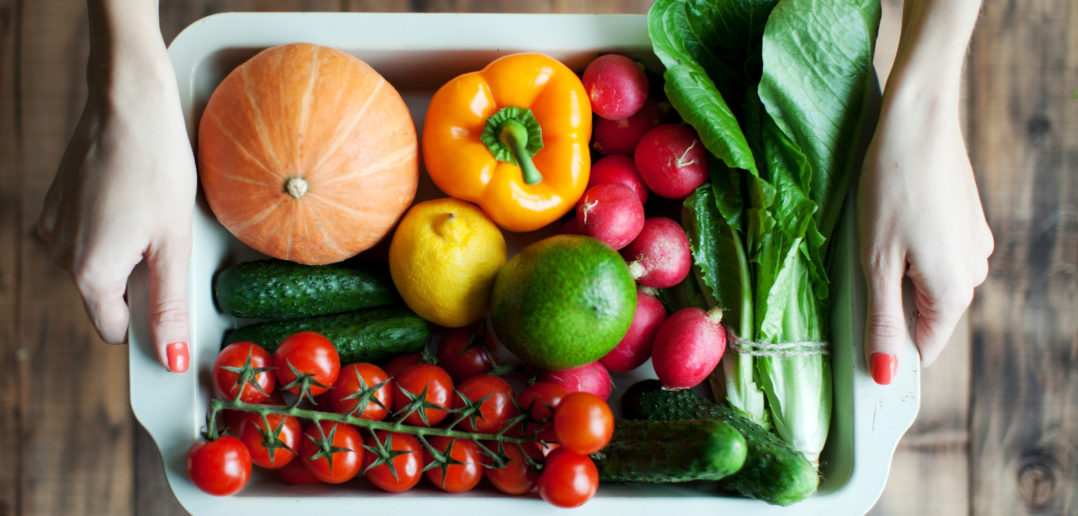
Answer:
[491,234,637,370]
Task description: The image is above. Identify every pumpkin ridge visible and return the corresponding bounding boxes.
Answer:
[230,196,286,233]
[305,78,386,180]
[295,45,320,177]
[204,110,281,183]
[315,144,415,187]
[292,200,349,261]
[241,64,286,173]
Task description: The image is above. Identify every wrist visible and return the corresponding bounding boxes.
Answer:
[86,0,169,96]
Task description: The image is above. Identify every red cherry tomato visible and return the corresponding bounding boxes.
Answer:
[424,436,483,493]
[323,362,392,420]
[537,447,599,508]
[437,321,500,381]
[186,436,252,496]
[553,392,614,455]
[484,441,542,495]
[454,374,519,433]
[299,421,363,484]
[276,456,322,485]
[362,431,424,492]
[383,352,424,379]
[274,332,340,398]
[392,364,454,426]
[517,381,568,441]
[238,412,302,469]
[213,341,276,403]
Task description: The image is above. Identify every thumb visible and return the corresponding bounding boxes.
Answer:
[147,235,192,373]
[862,253,908,386]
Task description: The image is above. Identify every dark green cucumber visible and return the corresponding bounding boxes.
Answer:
[594,418,746,483]
[214,259,398,319]
[222,307,429,364]
[621,379,819,506]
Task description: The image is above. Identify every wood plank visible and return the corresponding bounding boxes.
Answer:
[9,0,135,515]
[968,0,1078,514]
[0,0,23,512]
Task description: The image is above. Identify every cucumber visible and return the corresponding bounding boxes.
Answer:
[222,307,429,364]
[214,259,398,319]
[621,379,819,506]
[594,419,746,483]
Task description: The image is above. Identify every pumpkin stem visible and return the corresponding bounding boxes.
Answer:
[285,177,309,199]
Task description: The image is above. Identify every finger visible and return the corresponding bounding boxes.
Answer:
[911,281,971,367]
[73,268,131,346]
[861,249,907,386]
[148,235,192,373]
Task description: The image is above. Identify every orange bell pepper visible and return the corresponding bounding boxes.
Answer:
[422,53,592,232]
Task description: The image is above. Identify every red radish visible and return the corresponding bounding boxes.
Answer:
[581,54,649,120]
[592,99,662,155]
[651,307,726,390]
[576,183,645,250]
[600,289,667,372]
[560,217,583,235]
[587,154,649,207]
[634,123,708,199]
[621,217,692,289]
[538,362,612,401]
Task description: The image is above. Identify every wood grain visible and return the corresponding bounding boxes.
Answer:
[968,0,1078,514]
[1,0,135,515]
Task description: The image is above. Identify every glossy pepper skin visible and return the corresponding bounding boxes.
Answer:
[422,53,592,232]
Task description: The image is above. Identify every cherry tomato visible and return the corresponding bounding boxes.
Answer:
[238,412,302,469]
[553,392,614,455]
[300,421,363,484]
[276,456,322,485]
[484,441,542,495]
[362,431,423,492]
[537,447,599,508]
[424,436,483,493]
[274,332,340,398]
[223,391,285,437]
[323,362,392,420]
[437,321,500,381]
[392,364,453,426]
[517,381,568,441]
[383,352,424,379]
[186,436,252,496]
[213,341,275,403]
[454,374,519,433]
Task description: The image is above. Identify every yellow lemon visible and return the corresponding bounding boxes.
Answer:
[389,198,507,328]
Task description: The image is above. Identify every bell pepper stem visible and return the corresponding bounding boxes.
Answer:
[498,119,543,185]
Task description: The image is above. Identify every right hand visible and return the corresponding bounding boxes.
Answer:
[858,85,993,383]
[37,43,197,372]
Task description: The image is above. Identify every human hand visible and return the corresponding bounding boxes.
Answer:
[37,42,196,373]
[858,86,993,385]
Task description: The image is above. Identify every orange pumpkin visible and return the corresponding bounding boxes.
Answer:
[197,42,418,265]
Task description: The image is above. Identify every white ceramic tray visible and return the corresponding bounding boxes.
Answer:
[128,12,920,516]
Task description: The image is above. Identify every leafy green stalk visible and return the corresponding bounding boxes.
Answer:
[649,0,881,467]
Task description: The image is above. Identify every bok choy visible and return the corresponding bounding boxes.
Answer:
[648,0,881,465]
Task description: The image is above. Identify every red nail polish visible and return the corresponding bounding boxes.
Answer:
[871,353,896,385]
[167,342,189,373]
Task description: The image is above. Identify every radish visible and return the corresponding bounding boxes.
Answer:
[651,307,726,390]
[538,361,612,400]
[581,54,649,120]
[621,217,692,288]
[576,182,645,250]
[592,98,662,155]
[600,289,667,372]
[587,154,649,207]
[634,123,708,199]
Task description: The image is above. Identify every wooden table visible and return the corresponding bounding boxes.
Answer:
[1,1,1074,514]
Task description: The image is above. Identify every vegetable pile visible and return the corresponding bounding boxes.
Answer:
[185,0,881,508]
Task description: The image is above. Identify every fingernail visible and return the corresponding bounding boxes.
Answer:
[167,342,189,373]
[871,353,897,385]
